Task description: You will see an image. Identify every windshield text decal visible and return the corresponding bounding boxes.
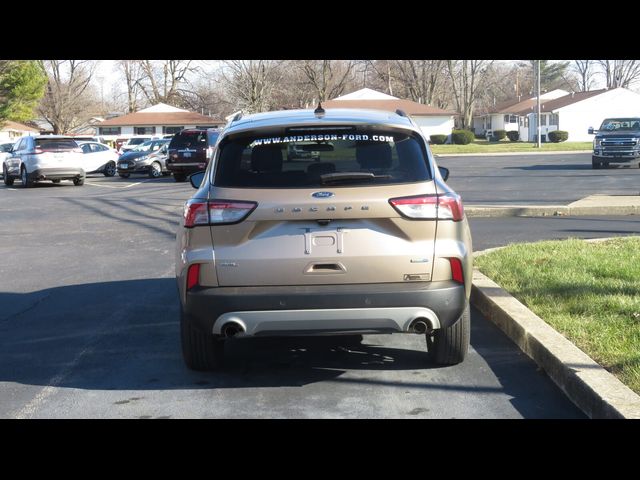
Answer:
[252,134,394,146]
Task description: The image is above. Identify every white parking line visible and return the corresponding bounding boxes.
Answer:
[86,181,143,189]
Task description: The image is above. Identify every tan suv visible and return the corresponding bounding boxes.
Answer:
[176,107,472,370]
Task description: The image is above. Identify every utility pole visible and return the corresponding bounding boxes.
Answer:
[536,60,541,148]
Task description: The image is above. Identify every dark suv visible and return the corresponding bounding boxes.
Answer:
[166,129,220,182]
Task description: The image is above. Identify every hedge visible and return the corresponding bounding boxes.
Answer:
[548,130,569,142]
[429,134,448,145]
[493,129,507,140]
[451,130,475,145]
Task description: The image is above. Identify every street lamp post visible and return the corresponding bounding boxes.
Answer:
[536,60,541,148]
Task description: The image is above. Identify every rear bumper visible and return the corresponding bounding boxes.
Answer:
[30,168,84,181]
[166,162,206,174]
[182,281,467,336]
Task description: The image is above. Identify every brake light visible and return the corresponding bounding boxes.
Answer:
[389,193,464,221]
[183,199,257,227]
[187,263,200,290]
[183,201,209,227]
[449,258,464,284]
[208,201,257,224]
[33,148,44,154]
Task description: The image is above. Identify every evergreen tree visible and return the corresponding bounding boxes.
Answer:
[0,61,47,124]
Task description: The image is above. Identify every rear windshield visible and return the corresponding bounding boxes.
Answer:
[128,138,148,146]
[35,138,78,151]
[215,128,431,188]
[170,131,207,149]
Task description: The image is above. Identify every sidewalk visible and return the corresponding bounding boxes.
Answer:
[466,195,640,218]
[436,150,592,157]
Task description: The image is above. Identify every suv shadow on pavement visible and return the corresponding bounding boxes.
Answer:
[0,279,584,417]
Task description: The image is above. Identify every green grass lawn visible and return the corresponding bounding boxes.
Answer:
[475,237,640,394]
[430,140,592,154]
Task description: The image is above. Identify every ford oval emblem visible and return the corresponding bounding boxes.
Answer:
[312,191,335,199]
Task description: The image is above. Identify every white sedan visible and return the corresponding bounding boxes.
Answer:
[78,141,120,177]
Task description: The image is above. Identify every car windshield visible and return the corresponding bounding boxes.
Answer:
[215,128,431,188]
[35,138,79,151]
[599,118,640,131]
[170,131,207,149]
[1,143,14,152]
[128,138,148,146]
[133,141,153,152]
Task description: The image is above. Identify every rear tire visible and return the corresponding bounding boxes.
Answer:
[426,303,470,365]
[21,166,33,188]
[591,157,601,169]
[52,179,61,184]
[180,311,225,371]
[173,173,187,182]
[73,176,85,186]
[3,165,13,186]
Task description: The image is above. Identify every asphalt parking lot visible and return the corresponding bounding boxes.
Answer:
[0,171,593,418]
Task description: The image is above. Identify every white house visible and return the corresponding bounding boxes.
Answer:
[323,88,456,141]
[95,103,224,142]
[0,120,40,143]
[529,87,640,142]
[473,89,569,140]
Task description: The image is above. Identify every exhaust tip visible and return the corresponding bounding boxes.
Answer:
[409,318,431,334]
[221,322,245,338]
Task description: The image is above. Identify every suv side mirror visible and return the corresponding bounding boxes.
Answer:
[189,171,206,189]
[588,127,595,134]
[438,166,450,181]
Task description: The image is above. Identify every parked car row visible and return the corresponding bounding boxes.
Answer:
[1,128,221,187]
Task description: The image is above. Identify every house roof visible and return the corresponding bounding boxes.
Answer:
[539,89,609,112]
[1,120,40,133]
[97,110,224,127]
[480,89,571,115]
[322,98,456,116]
[333,88,398,101]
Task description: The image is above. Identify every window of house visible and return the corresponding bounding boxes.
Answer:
[524,117,529,127]
[504,115,509,124]
[487,117,492,129]
[550,114,559,126]
[163,126,183,135]
[134,126,156,135]
[99,127,121,135]
[541,115,547,126]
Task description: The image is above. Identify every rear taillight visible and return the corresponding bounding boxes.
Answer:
[33,148,43,154]
[449,258,464,284]
[183,199,257,228]
[187,263,200,290]
[389,193,464,221]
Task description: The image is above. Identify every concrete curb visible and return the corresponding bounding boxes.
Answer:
[466,204,639,218]
[471,240,640,419]
[436,150,592,157]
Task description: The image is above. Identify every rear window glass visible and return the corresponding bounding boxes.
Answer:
[215,128,431,188]
[35,138,78,150]
[170,131,207,149]
[128,138,148,145]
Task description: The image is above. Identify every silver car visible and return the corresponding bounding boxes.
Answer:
[3,136,86,187]
[176,108,472,370]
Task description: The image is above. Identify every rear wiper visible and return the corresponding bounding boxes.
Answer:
[319,172,392,184]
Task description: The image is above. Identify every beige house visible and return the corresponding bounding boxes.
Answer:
[95,103,225,142]
[0,120,40,143]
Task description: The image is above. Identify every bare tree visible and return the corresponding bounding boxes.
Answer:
[38,60,100,134]
[115,60,144,112]
[297,60,358,103]
[596,60,640,89]
[446,60,494,129]
[134,60,200,106]
[572,60,596,92]
[392,60,447,106]
[219,60,284,113]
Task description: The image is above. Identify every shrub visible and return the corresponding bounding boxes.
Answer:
[506,130,520,142]
[451,129,475,145]
[493,129,507,141]
[548,130,569,143]
[429,134,448,144]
